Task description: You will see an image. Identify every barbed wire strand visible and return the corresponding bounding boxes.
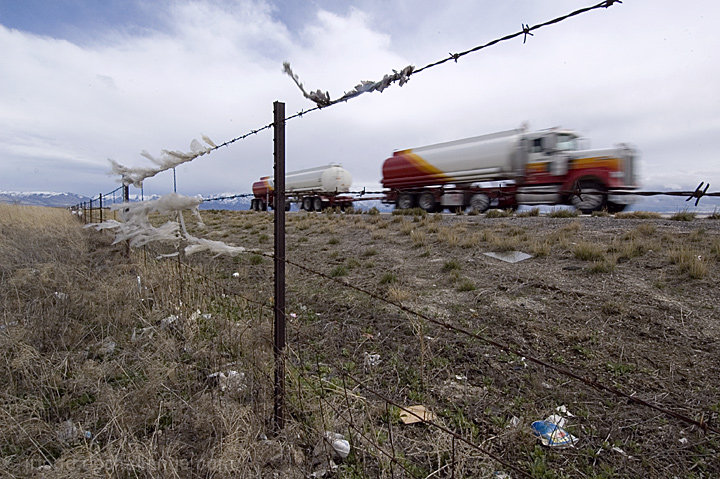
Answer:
[283,0,622,110]
[105,0,621,189]
[271,253,719,436]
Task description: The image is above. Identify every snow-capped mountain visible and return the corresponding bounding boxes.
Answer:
[0,191,91,208]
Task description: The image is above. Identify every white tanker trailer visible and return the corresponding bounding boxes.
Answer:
[382,127,638,213]
[251,164,353,211]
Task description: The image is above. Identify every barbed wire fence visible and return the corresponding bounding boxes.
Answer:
[56,0,720,476]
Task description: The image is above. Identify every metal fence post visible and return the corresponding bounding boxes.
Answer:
[99,193,103,223]
[89,198,93,223]
[273,100,286,432]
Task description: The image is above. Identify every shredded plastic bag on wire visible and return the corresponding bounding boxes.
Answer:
[282,62,414,107]
[109,135,217,188]
[87,193,247,257]
[282,62,331,107]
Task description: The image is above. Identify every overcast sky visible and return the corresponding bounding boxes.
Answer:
[1,0,719,199]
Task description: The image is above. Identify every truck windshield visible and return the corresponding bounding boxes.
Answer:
[556,134,578,151]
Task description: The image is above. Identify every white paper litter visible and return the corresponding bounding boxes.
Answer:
[483,251,533,263]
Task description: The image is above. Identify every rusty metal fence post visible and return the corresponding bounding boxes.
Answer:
[273,101,286,432]
[99,193,103,223]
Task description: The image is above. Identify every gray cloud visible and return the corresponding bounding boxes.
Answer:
[1,0,719,199]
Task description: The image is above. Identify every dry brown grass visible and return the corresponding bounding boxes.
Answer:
[3,207,719,478]
[0,205,297,477]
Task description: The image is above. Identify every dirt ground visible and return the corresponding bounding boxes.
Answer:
[189,209,720,478]
[2,205,718,478]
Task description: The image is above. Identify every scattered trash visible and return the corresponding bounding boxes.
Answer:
[555,405,574,417]
[57,420,80,443]
[531,413,578,448]
[232,272,240,278]
[541,381,553,389]
[289,312,298,319]
[54,291,68,300]
[400,405,436,425]
[160,315,178,329]
[493,472,512,479]
[455,374,467,381]
[189,310,212,321]
[84,430,93,440]
[507,416,521,428]
[679,437,688,445]
[324,431,350,459]
[483,251,533,263]
[208,370,246,392]
[363,352,381,368]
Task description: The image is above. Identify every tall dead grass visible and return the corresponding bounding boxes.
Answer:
[0,205,302,477]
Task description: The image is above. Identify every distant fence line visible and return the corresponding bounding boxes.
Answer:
[69,181,720,225]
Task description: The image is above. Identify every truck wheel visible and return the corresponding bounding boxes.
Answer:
[250,199,257,211]
[418,193,436,212]
[469,194,490,213]
[606,202,627,214]
[397,193,415,210]
[313,197,323,212]
[571,180,606,214]
[259,200,267,211]
[302,197,313,211]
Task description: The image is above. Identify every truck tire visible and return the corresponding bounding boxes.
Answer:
[302,197,313,211]
[418,193,437,212]
[250,199,257,211]
[469,194,490,213]
[313,197,323,212]
[571,180,606,214]
[606,202,627,214]
[259,199,267,211]
[397,192,415,210]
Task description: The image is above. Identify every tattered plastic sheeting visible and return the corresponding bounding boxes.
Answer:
[109,135,217,188]
[323,432,350,459]
[207,370,246,393]
[283,62,414,108]
[483,251,533,263]
[88,193,246,258]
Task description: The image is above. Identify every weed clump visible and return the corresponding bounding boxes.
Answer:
[573,242,606,261]
[517,207,540,217]
[670,210,696,221]
[548,208,579,218]
[486,209,513,218]
[615,211,661,219]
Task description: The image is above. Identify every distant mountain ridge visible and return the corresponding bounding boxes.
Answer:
[0,191,91,208]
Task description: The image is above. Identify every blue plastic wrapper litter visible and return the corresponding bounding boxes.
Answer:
[531,420,578,448]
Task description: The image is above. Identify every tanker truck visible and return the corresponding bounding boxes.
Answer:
[381,127,638,213]
[251,164,353,211]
